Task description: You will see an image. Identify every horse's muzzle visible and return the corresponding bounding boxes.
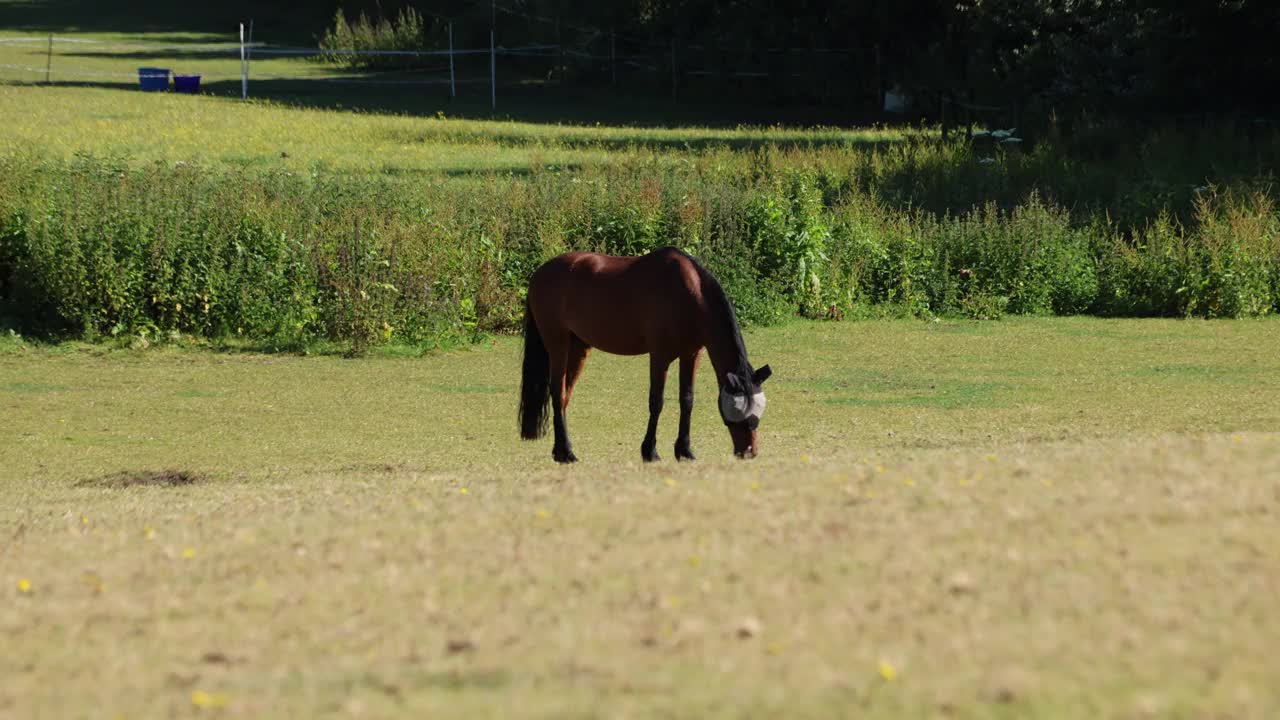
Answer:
[730,426,758,459]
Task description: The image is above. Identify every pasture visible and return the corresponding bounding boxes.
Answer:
[3,16,1280,718]
[4,29,1279,346]
[3,318,1280,718]
[0,85,900,174]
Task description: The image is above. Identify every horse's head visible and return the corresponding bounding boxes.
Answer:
[718,364,772,459]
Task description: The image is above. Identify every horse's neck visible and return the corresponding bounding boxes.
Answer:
[701,306,747,386]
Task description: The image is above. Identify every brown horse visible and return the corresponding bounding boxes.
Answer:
[518,246,771,463]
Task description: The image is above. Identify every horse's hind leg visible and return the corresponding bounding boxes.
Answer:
[563,336,591,407]
[674,350,699,461]
[641,354,673,462]
[546,331,578,464]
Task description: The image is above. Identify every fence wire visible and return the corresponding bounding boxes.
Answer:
[0,29,881,107]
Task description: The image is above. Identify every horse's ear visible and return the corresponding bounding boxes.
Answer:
[725,373,744,392]
[753,365,772,385]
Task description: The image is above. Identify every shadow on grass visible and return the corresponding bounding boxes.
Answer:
[75,468,208,488]
[0,0,330,43]
[10,67,899,132]
[414,127,900,153]
[58,49,258,62]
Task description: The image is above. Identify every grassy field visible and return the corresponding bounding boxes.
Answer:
[2,16,1280,717]
[3,317,1280,718]
[4,78,1277,350]
[4,27,1278,348]
[0,84,901,174]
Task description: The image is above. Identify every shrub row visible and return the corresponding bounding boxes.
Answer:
[1,153,1276,350]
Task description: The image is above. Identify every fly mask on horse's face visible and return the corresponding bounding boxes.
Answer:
[718,387,766,424]
[718,365,771,458]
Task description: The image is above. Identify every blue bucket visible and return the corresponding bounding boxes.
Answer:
[174,74,201,94]
[138,67,170,91]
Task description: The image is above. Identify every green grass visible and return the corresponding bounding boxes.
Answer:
[4,317,1278,480]
[0,81,903,174]
[4,16,1279,720]
[3,30,1278,346]
[3,318,1280,718]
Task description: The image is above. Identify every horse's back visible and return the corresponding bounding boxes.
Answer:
[527,247,705,356]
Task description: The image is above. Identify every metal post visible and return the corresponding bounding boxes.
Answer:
[490,0,496,110]
[556,15,563,86]
[240,23,247,100]
[448,22,456,98]
[247,19,254,87]
[941,94,950,140]
[670,39,677,102]
[874,43,883,107]
[44,34,52,84]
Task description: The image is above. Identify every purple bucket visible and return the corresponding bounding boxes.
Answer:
[174,75,201,94]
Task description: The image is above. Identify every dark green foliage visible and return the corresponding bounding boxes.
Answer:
[1,139,1276,350]
[319,7,432,70]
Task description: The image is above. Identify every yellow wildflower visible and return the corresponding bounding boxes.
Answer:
[190,690,229,709]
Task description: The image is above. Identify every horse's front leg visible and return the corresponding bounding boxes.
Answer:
[674,350,699,461]
[549,342,577,464]
[641,355,672,462]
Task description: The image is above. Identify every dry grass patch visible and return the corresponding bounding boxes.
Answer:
[75,469,208,489]
[2,434,1278,718]
[2,318,1279,717]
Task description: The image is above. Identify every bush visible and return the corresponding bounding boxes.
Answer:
[319,7,430,71]
[0,149,1276,351]
[1182,191,1278,318]
[745,174,830,316]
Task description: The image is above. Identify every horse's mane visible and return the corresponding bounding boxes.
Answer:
[664,247,751,377]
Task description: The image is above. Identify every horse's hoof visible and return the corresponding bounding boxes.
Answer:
[675,447,696,462]
[641,449,661,463]
[553,448,578,464]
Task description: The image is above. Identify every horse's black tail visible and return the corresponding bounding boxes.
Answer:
[518,300,550,440]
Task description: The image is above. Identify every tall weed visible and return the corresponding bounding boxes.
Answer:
[0,148,1275,350]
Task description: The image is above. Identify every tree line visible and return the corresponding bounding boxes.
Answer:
[295,0,1280,117]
